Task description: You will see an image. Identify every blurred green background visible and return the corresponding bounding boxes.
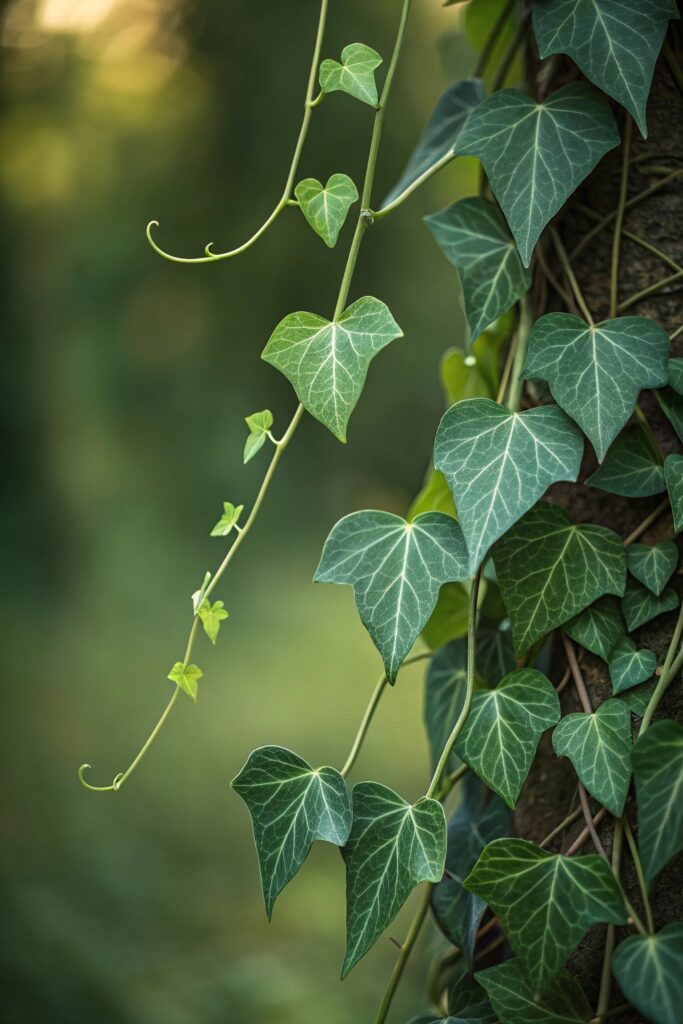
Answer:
[1,1,484,1020]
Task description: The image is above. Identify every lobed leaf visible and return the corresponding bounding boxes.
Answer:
[564,595,625,661]
[243,409,273,464]
[211,502,244,537]
[167,661,203,702]
[608,636,656,693]
[476,958,593,1024]
[631,720,683,882]
[587,427,665,497]
[612,924,683,1024]
[622,579,679,631]
[294,173,358,248]
[319,43,382,107]
[627,541,678,596]
[552,699,632,815]
[197,598,229,645]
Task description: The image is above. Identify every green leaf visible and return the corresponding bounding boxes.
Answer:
[243,409,273,464]
[665,453,683,531]
[315,511,469,682]
[494,502,626,657]
[622,579,679,631]
[342,781,446,977]
[294,174,358,248]
[586,427,665,497]
[262,296,402,442]
[669,356,683,395]
[422,582,471,648]
[191,569,212,614]
[627,541,678,596]
[552,699,632,815]
[612,924,683,1024]
[413,958,498,1023]
[454,668,561,808]
[618,677,656,717]
[441,344,494,405]
[319,43,382,107]
[409,469,458,520]
[382,78,484,208]
[608,636,656,693]
[532,0,677,137]
[476,958,593,1024]
[167,661,203,702]
[197,598,229,645]
[658,386,683,442]
[210,501,244,537]
[564,596,625,661]
[425,197,531,341]
[632,720,683,882]
[476,621,517,685]
[456,84,619,266]
[434,399,583,574]
[522,314,669,461]
[424,639,468,775]
[231,746,352,918]
[464,838,628,992]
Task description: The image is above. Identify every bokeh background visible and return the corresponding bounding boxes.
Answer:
[2,1,492,1020]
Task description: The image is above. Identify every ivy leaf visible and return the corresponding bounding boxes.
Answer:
[210,502,244,537]
[319,43,382,107]
[342,781,446,977]
[476,958,593,1024]
[619,677,657,717]
[243,409,273,464]
[382,78,484,208]
[456,84,619,266]
[315,511,469,682]
[612,924,683,1024]
[425,197,531,342]
[412,961,497,1024]
[167,661,203,702]
[197,599,229,645]
[586,427,665,497]
[658,386,683,442]
[232,746,352,918]
[441,344,494,405]
[434,399,584,574]
[622,579,679,631]
[454,669,561,808]
[294,174,358,248]
[422,583,471,649]
[665,453,683,531]
[262,297,402,442]
[409,469,458,520]
[627,541,678,596]
[552,699,632,815]
[564,596,625,661]
[464,838,628,992]
[608,636,656,694]
[632,721,683,882]
[522,314,669,461]
[494,502,626,657]
[532,0,677,137]
[424,639,468,775]
[669,356,683,395]
[476,621,517,686]
[191,570,212,615]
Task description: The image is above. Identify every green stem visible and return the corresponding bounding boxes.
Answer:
[550,228,594,324]
[539,803,584,849]
[505,296,533,410]
[595,820,623,1021]
[474,0,517,78]
[623,499,669,546]
[373,884,433,1024]
[435,761,470,802]
[622,815,655,934]
[372,150,455,220]
[618,268,683,313]
[640,602,683,733]
[610,117,632,318]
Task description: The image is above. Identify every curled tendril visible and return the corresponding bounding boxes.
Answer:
[78,763,125,793]
[145,221,224,265]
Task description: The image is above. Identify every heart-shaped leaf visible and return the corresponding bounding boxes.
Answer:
[552,699,632,815]
[294,173,358,248]
[609,636,657,693]
[319,43,382,107]
[632,720,683,882]
[232,746,352,918]
[434,399,583,574]
[476,958,593,1024]
[622,579,679,631]
[665,453,683,531]
[315,511,470,682]
[627,540,679,596]
[522,313,669,461]
[243,409,273,464]
[564,596,625,661]
[262,296,402,442]
[424,639,468,775]
[342,781,446,977]
[612,924,683,1024]
[456,84,619,265]
[587,427,666,497]
[167,661,203,702]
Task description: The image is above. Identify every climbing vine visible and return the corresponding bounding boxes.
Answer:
[79,2,683,1023]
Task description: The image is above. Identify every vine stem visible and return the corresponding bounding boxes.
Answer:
[640,601,683,733]
[550,228,594,324]
[623,498,669,546]
[610,117,632,318]
[562,634,592,714]
[595,819,623,1021]
[373,884,433,1024]
[372,150,455,220]
[505,295,533,410]
[622,815,655,934]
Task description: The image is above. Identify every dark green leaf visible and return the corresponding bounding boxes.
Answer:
[476,621,517,685]
[564,596,625,661]
[167,661,203,702]
[612,924,683,1024]
[658,386,683,442]
[665,453,683,531]
[618,677,656,717]
[632,720,683,881]
[424,639,468,775]
[294,174,358,248]
[197,598,229,645]
[622,579,679,631]
[627,541,679,596]
[476,958,593,1024]
[608,636,656,693]
[319,43,382,107]
[552,699,632,815]
[586,427,665,497]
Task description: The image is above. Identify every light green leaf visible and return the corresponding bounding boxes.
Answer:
[342,781,446,977]
[243,409,273,464]
[197,598,229,645]
[612,924,683,1024]
[456,84,619,266]
[669,356,683,395]
[408,469,458,520]
[587,427,665,497]
[315,511,470,682]
[454,669,560,808]
[476,621,517,686]
[422,582,471,648]
[622,579,679,631]
[434,399,584,574]
[191,570,212,614]
[632,720,683,882]
[627,541,678,596]
[441,345,494,405]
[665,453,683,531]
[464,838,628,992]
[552,699,632,815]
[294,173,358,248]
[319,43,382,107]
[532,0,677,137]
[608,636,656,693]
[618,677,656,717]
[424,639,468,775]
[522,313,669,461]
[476,958,593,1024]
[658,386,683,442]
[167,661,203,702]
[210,501,244,537]
[425,197,531,342]
[262,296,402,442]
[494,502,626,656]
[564,595,625,661]
[231,746,352,918]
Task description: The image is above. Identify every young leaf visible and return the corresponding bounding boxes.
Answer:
[586,427,666,497]
[262,297,402,442]
[522,313,669,461]
[191,570,212,615]
[294,174,358,248]
[631,720,683,882]
[658,386,683,442]
[315,511,469,682]
[424,197,531,342]
[476,958,593,1024]
[232,746,352,918]
[622,579,679,631]
[243,409,273,464]
[665,453,683,531]
[612,924,683,1024]
[319,43,382,107]
[434,399,584,574]
[494,502,626,657]
[167,661,203,702]
[455,84,619,266]
[441,344,494,405]
[608,636,656,693]
[454,669,560,808]
[532,0,677,137]
[342,781,446,977]
[476,621,517,686]
[424,639,468,775]
[210,501,244,537]
[552,699,632,815]
[627,540,678,596]
[197,599,229,645]
[564,595,625,661]
[464,838,628,992]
